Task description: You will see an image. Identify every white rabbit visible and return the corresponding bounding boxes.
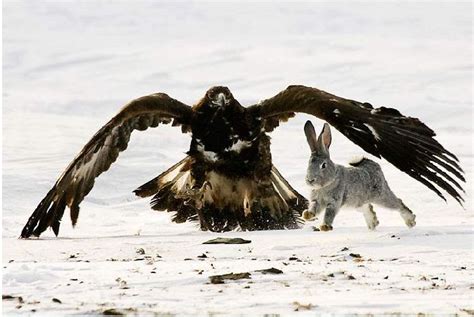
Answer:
[302,121,416,231]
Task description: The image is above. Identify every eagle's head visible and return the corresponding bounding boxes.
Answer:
[205,86,234,107]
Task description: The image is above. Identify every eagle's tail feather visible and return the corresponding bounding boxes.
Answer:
[134,156,196,222]
[270,166,307,213]
[269,166,307,227]
[133,156,191,198]
[135,159,307,231]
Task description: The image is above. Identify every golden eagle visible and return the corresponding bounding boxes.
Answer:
[20,85,464,237]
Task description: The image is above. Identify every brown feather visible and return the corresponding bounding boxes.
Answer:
[21,93,193,238]
[249,85,465,204]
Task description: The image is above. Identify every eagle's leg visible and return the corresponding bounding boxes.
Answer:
[189,163,213,231]
[175,182,212,231]
[194,181,212,231]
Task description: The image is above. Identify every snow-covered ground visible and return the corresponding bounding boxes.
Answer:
[3,1,473,315]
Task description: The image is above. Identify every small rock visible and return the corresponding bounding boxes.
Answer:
[256,268,283,275]
[2,295,23,303]
[136,248,145,255]
[203,237,251,244]
[340,247,349,252]
[209,272,251,284]
[103,308,124,315]
[197,253,208,259]
[293,301,313,311]
[209,276,225,284]
[52,298,62,304]
[117,279,128,289]
[349,253,362,259]
[460,309,474,315]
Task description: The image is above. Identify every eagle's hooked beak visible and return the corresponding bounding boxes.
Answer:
[213,93,229,107]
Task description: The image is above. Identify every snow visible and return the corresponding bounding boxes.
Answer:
[2,1,473,315]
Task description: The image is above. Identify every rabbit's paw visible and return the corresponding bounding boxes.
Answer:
[367,218,380,230]
[404,214,416,228]
[302,210,316,221]
[320,224,333,231]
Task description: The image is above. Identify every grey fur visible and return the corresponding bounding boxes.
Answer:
[302,121,416,231]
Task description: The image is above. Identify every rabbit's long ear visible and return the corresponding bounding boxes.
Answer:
[304,121,318,152]
[318,123,332,154]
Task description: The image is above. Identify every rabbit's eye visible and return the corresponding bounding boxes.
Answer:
[321,162,327,169]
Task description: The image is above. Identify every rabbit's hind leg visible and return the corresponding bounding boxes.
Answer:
[378,194,416,228]
[398,200,416,228]
[358,203,379,230]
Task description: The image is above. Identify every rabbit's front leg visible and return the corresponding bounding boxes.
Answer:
[302,200,323,220]
[320,204,339,231]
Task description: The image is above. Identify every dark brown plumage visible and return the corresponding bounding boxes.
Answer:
[20,85,464,238]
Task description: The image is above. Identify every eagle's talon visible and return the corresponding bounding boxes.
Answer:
[199,218,210,231]
[176,181,213,231]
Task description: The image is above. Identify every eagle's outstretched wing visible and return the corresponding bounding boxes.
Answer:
[21,93,193,238]
[248,85,465,204]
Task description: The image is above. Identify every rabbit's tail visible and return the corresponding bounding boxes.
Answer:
[349,157,378,168]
